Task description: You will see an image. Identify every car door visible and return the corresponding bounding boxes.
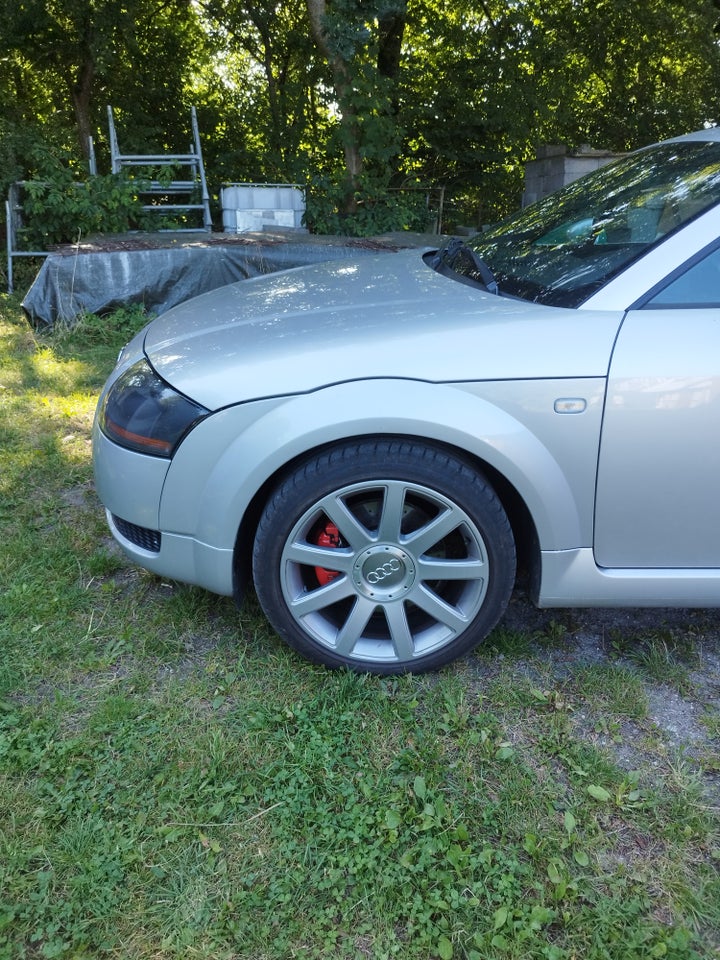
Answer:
[594,243,720,568]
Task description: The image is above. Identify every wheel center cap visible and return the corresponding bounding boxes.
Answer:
[353,545,416,601]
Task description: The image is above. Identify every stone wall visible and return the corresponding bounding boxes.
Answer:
[522,145,624,206]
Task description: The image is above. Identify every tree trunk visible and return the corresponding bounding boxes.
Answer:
[69,56,95,161]
[307,0,364,212]
[377,4,406,85]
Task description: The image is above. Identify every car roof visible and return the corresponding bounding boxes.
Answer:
[659,126,720,146]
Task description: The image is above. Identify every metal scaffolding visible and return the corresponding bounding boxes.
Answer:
[107,105,212,232]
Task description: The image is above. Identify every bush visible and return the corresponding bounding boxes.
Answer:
[19,169,158,247]
[304,173,436,236]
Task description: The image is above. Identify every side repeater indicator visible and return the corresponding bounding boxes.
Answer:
[554,398,587,414]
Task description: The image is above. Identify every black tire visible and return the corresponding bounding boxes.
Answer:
[252,440,516,674]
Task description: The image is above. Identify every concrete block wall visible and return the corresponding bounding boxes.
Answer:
[522,145,623,207]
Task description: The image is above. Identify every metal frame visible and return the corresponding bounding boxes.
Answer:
[107,105,212,232]
[5,183,49,294]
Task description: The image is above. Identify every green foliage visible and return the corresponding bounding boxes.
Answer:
[3,0,720,233]
[200,0,321,180]
[0,0,212,155]
[0,122,45,203]
[0,121,78,215]
[305,173,435,236]
[49,304,152,346]
[20,170,157,247]
[531,0,720,151]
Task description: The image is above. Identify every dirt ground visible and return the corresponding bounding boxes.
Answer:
[490,591,720,804]
[47,229,421,256]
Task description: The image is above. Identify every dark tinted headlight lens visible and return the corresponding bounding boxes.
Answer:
[99,359,209,457]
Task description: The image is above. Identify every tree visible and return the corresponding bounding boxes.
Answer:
[398,0,552,219]
[534,0,720,150]
[306,0,408,211]
[2,0,719,234]
[397,0,720,222]
[0,0,208,164]
[198,0,321,180]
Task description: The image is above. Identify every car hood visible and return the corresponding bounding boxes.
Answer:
[143,249,624,409]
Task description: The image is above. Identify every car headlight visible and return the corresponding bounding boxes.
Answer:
[98,358,209,457]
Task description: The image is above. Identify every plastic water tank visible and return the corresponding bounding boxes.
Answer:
[221,183,306,233]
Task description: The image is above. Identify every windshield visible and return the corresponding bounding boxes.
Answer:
[456,139,720,308]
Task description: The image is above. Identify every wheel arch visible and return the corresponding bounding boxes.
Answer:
[233,433,541,605]
[160,378,578,600]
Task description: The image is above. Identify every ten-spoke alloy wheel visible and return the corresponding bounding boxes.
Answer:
[252,442,516,673]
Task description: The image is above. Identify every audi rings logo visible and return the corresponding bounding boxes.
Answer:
[366,558,402,584]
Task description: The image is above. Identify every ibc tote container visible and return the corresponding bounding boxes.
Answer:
[221,183,306,233]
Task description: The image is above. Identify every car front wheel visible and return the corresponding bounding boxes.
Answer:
[252,441,516,674]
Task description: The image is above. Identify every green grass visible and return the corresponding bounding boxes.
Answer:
[0,294,719,959]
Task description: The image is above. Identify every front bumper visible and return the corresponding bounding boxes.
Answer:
[93,423,235,596]
[106,510,235,596]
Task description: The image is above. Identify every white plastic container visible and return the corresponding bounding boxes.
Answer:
[221,183,306,233]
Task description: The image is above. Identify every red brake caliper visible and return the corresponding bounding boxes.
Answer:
[313,521,342,586]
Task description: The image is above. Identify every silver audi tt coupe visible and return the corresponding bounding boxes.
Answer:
[93,128,720,674]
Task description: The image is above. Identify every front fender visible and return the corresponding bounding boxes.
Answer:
[159,377,602,552]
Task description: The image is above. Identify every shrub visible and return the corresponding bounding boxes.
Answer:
[304,173,436,236]
[19,169,158,247]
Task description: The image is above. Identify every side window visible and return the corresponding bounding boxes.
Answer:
[645,245,720,307]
